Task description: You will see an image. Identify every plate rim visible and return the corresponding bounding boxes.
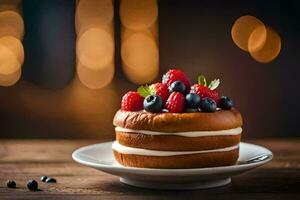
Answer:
[72,141,273,175]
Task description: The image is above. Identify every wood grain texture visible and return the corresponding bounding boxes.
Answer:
[0,139,300,200]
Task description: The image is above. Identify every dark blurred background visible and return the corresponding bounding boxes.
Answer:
[0,0,299,138]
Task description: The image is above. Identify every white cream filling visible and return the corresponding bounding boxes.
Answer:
[112,141,239,156]
[115,126,242,137]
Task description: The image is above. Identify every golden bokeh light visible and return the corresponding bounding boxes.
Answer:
[120,0,159,84]
[231,15,266,52]
[0,43,21,86]
[247,25,267,53]
[120,0,158,30]
[77,28,114,70]
[121,22,158,43]
[121,33,159,84]
[76,0,113,35]
[0,10,24,39]
[122,33,159,70]
[75,0,115,89]
[77,60,114,89]
[76,22,114,40]
[0,44,20,75]
[231,15,282,63]
[0,1,24,87]
[0,36,24,63]
[249,27,281,63]
[0,67,21,86]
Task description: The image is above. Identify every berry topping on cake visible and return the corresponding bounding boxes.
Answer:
[121,91,144,111]
[200,97,217,112]
[219,96,233,110]
[191,75,220,104]
[191,84,220,104]
[143,95,163,113]
[162,69,191,92]
[165,92,185,113]
[137,83,169,103]
[120,69,235,113]
[150,83,169,102]
[185,93,201,108]
[169,80,187,94]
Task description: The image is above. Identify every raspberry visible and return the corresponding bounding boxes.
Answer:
[165,92,185,113]
[150,83,169,102]
[121,91,144,111]
[191,84,220,103]
[162,69,191,92]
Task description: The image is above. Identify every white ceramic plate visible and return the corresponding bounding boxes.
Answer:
[72,141,273,190]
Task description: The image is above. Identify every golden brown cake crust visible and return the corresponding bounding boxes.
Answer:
[113,148,239,169]
[116,131,241,151]
[113,108,243,132]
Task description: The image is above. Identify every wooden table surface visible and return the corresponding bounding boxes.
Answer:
[0,139,299,200]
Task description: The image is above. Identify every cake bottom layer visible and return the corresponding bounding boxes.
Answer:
[113,148,239,169]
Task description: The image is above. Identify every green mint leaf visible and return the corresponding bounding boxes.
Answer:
[208,79,220,90]
[198,75,207,86]
[137,85,153,97]
[148,85,156,94]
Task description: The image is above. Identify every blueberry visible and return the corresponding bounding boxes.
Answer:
[185,108,199,113]
[41,176,48,182]
[27,180,38,191]
[169,81,186,94]
[200,98,217,112]
[45,177,57,183]
[143,95,163,113]
[219,96,233,110]
[185,93,201,108]
[7,180,16,188]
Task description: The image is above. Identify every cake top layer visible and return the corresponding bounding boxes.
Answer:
[113,108,242,132]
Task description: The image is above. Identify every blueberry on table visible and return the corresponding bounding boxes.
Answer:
[41,176,48,182]
[143,95,163,113]
[7,180,16,188]
[169,81,186,94]
[200,98,217,112]
[219,96,233,110]
[27,180,38,191]
[185,93,201,108]
[45,177,57,183]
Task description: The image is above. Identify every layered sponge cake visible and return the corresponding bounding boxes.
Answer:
[113,109,242,168]
[112,69,243,169]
